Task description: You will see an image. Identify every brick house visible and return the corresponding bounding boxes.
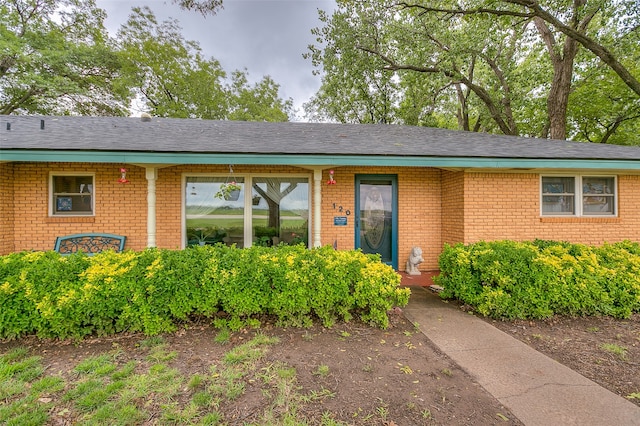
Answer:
[2,115,640,273]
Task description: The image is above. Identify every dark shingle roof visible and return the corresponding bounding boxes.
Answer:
[2,115,640,161]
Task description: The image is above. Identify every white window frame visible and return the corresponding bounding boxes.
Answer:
[182,173,312,248]
[540,175,617,217]
[49,172,95,216]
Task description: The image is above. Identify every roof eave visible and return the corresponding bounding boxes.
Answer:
[2,150,640,171]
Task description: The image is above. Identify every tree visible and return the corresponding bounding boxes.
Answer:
[227,71,292,122]
[173,0,223,15]
[569,56,640,144]
[393,0,640,139]
[306,1,550,134]
[567,10,640,144]
[1,1,289,120]
[307,0,639,142]
[0,0,130,115]
[305,10,399,124]
[117,6,228,119]
[117,7,291,121]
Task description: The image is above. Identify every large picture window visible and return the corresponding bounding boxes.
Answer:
[51,174,94,216]
[251,177,309,247]
[541,175,616,216]
[185,175,309,248]
[185,176,246,247]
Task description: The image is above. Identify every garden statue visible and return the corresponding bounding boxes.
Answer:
[406,246,424,275]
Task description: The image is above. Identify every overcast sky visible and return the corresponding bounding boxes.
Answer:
[97,0,336,120]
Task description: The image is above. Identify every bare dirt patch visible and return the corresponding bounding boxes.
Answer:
[4,300,637,425]
[1,313,521,425]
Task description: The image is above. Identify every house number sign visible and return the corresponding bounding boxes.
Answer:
[332,203,351,216]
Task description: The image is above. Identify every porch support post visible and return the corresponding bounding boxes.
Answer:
[312,169,322,248]
[146,167,158,248]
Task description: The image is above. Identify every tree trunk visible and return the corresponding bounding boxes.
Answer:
[266,198,280,230]
[535,17,580,140]
[252,180,298,236]
[455,84,470,131]
[546,57,574,140]
[508,0,640,97]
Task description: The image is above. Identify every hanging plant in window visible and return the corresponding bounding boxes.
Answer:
[215,181,241,200]
[214,165,242,201]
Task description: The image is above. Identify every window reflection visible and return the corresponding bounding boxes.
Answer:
[251,177,309,247]
[185,177,245,247]
[185,176,309,248]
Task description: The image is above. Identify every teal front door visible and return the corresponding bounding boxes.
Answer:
[355,175,398,269]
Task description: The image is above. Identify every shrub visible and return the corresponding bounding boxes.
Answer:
[594,242,640,317]
[0,251,91,338]
[0,245,408,339]
[435,240,640,320]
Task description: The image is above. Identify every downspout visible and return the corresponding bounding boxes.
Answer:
[146,167,158,247]
[313,169,322,248]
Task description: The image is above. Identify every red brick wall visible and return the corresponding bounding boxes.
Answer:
[462,172,640,245]
[0,163,15,254]
[9,163,148,252]
[321,167,354,252]
[441,170,465,246]
[321,167,441,270]
[154,166,182,250]
[463,172,537,242]
[398,168,441,270]
[5,163,640,274]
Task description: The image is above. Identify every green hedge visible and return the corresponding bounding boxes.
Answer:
[434,240,640,319]
[0,245,409,339]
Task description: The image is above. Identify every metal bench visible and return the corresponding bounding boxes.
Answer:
[54,233,126,256]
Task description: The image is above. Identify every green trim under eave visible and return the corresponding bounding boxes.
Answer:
[3,150,640,170]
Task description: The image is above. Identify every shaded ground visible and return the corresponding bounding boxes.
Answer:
[1,313,521,425]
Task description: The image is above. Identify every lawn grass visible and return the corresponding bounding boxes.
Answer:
[0,334,341,425]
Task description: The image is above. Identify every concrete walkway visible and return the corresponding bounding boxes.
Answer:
[402,286,640,426]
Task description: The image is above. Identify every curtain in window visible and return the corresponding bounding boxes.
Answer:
[541,177,575,215]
